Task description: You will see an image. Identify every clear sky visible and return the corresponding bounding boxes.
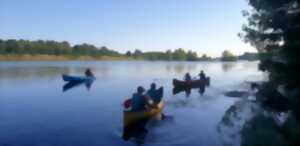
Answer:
[0,0,256,57]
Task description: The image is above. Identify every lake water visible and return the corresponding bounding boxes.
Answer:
[0,61,265,146]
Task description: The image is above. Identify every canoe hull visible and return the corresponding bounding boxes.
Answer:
[123,100,164,127]
[62,74,95,82]
[173,77,210,88]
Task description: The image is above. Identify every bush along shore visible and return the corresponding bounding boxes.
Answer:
[0,39,258,61]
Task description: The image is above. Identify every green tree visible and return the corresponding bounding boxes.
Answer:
[241,0,300,122]
[239,52,258,61]
[133,49,143,59]
[221,50,238,61]
[165,50,173,60]
[186,50,198,61]
[199,54,212,61]
[0,39,6,54]
[241,0,300,87]
[172,48,187,61]
[125,51,132,57]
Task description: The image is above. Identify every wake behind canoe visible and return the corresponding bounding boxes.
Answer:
[173,77,210,88]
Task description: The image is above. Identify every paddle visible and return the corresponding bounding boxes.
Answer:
[192,75,199,80]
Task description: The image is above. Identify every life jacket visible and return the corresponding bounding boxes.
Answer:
[147,89,158,103]
[131,93,146,111]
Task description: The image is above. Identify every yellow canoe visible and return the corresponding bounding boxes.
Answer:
[123,100,165,127]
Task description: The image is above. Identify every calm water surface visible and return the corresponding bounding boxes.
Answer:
[0,61,264,146]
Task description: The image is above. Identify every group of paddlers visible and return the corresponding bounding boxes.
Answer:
[128,70,207,112]
[83,68,206,112]
[125,83,162,112]
[184,70,206,82]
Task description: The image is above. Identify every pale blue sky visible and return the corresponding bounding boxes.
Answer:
[0,0,255,57]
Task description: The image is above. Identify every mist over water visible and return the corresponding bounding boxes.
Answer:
[0,61,264,146]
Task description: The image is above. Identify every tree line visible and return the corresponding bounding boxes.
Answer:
[125,48,212,61]
[0,39,258,61]
[0,39,214,61]
[0,39,121,57]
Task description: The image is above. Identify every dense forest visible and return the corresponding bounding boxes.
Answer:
[0,39,258,61]
[125,48,212,61]
[0,39,214,61]
[0,39,121,57]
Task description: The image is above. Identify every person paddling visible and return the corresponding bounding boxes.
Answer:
[199,70,206,80]
[85,68,94,77]
[131,86,157,112]
[147,83,162,104]
[184,72,192,82]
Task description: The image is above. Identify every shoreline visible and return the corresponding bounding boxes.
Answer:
[0,54,258,62]
[0,54,133,61]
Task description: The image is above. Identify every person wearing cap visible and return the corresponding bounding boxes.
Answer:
[131,86,157,111]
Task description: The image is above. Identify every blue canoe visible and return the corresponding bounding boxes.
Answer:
[62,74,95,82]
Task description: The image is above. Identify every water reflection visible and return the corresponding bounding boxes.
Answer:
[241,112,300,146]
[198,86,205,95]
[173,87,191,97]
[122,119,149,144]
[174,64,185,73]
[0,67,71,80]
[217,99,261,146]
[221,62,237,72]
[173,85,207,97]
[62,80,94,92]
[218,97,300,146]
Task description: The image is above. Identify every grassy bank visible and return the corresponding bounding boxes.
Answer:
[0,54,133,61]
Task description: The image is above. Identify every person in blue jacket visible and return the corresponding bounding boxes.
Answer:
[147,83,162,104]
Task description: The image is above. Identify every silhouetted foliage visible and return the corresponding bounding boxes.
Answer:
[239,52,259,61]
[133,49,143,59]
[199,54,212,61]
[221,50,238,61]
[125,51,132,57]
[241,0,300,123]
[241,0,300,89]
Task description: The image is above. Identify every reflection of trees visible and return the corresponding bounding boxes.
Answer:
[241,113,300,146]
[186,63,197,72]
[221,62,237,72]
[217,99,260,146]
[174,63,185,74]
[241,61,259,70]
[165,64,172,74]
[0,64,112,82]
[164,63,197,74]
[218,99,300,146]
[240,114,288,146]
[0,67,71,81]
